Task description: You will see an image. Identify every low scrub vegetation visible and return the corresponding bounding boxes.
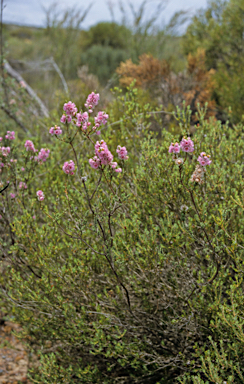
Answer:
[1,0,244,382]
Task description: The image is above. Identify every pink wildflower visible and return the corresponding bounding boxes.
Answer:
[1,147,11,156]
[10,193,16,199]
[5,131,15,140]
[116,145,128,160]
[38,148,50,163]
[94,111,109,127]
[0,137,2,142]
[89,156,101,169]
[180,137,194,153]
[115,168,122,173]
[169,142,180,154]
[96,130,101,135]
[81,121,91,131]
[110,161,118,169]
[25,140,35,152]
[19,181,27,190]
[21,167,25,171]
[60,114,66,123]
[95,140,113,165]
[63,160,75,175]
[49,125,62,135]
[76,112,88,127]
[85,92,99,112]
[197,152,212,166]
[63,101,77,116]
[36,190,45,201]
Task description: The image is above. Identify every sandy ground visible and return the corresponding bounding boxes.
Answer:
[0,315,29,384]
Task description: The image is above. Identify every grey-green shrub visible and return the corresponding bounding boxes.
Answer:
[1,87,244,383]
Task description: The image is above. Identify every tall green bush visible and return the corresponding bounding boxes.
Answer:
[183,0,244,122]
[1,87,244,383]
[80,45,129,85]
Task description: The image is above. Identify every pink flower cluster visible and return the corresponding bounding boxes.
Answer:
[169,137,194,154]
[63,101,77,116]
[10,193,16,199]
[5,131,15,140]
[85,92,99,112]
[116,146,128,160]
[168,142,180,154]
[95,140,113,165]
[89,156,100,169]
[37,148,50,163]
[19,181,27,189]
[49,125,62,135]
[89,141,114,170]
[169,137,212,184]
[58,93,108,137]
[1,147,10,156]
[25,140,35,152]
[197,152,212,166]
[63,160,75,175]
[180,137,194,153]
[37,190,44,201]
[76,112,90,130]
[94,111,109,129]
[89,140,126,173]
[60,114,72,123]
[24,141,50,163]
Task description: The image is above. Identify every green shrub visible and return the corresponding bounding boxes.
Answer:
[182,0,244,122]
[180,276,244,383]
[1,86,244,383]
[84,22,131,50]
[80,45,129,85]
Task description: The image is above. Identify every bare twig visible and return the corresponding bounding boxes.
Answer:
[3,61,49,118]
[49,56,69,96]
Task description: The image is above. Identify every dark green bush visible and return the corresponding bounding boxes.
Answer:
[80,45,129,85]
[84,22,131,50]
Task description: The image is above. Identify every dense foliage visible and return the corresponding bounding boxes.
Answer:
[1,1,244,383]
[1,81,244,383]
[183,0,244,122]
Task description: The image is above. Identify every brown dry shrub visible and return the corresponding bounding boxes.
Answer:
[184,48,216,120]
[116,49,216,121]
[116,54,170,90]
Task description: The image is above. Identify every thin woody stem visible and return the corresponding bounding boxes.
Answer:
[179,167,220,287]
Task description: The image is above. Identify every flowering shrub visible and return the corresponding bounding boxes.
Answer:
[62,160,75,175]
[169,137,211,185]
[36,190,45,201]
[1,89,244,384]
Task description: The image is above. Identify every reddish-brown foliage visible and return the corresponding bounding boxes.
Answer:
[116,49,216,121]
